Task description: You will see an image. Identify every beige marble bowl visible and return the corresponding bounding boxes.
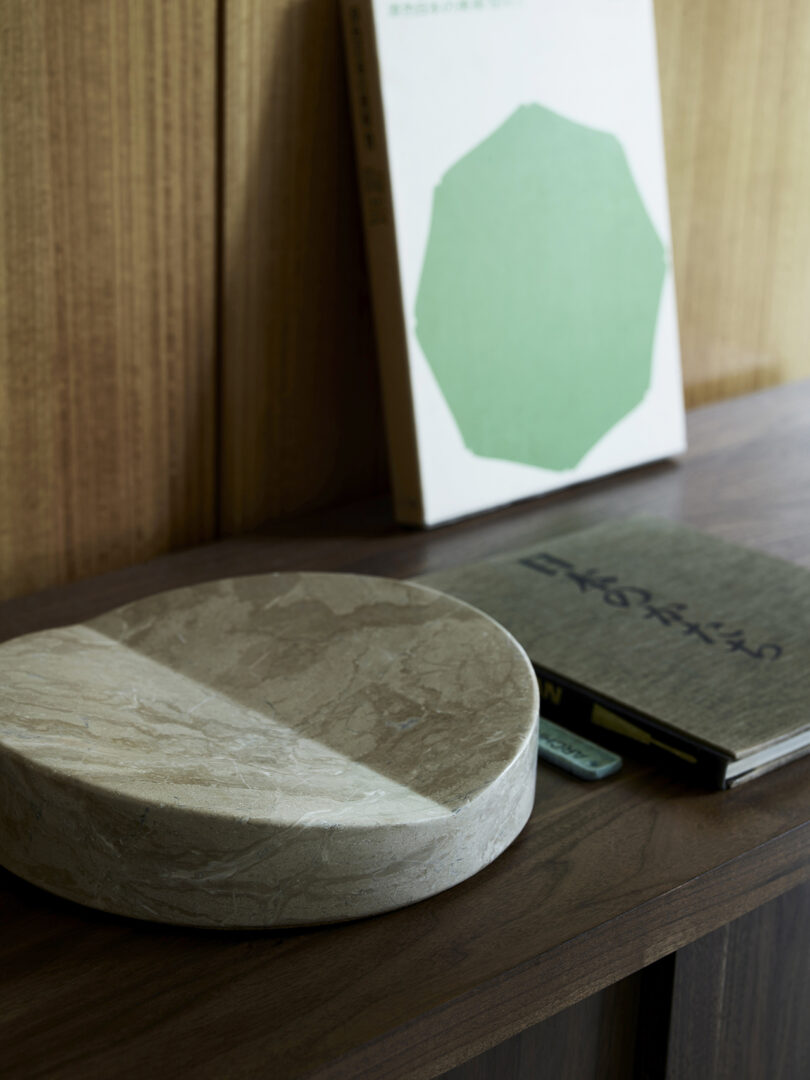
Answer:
[0,573,539,927]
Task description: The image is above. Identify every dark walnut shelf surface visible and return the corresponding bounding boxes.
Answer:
[2,382,810,1079]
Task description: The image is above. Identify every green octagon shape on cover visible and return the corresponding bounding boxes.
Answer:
[415,104,667,471]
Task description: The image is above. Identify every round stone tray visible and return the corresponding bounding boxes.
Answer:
[0,573,538,928]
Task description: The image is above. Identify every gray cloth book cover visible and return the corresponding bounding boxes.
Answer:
[419,517,810,786]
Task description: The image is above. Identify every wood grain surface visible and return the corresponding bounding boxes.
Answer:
[1,382,810,1079]
[438,971,642,1080]
[655,0,810,407]
[4,0,810,601]
[219,0,387,534]
[0,0,217,603]
[665,882,810,1080]
[438,954,674,1080]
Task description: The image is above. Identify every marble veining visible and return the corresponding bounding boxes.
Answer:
[0,573,538,927]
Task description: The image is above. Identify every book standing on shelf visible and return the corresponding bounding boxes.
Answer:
[342,0,686,526]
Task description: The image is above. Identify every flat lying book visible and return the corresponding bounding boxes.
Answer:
[341,0,685,526]
[417,517,810,788]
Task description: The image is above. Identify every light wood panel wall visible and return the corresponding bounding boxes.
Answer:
[219,0,386,534]
[0,0,217,602]
[3,0,810,598]
[655,0,810,408]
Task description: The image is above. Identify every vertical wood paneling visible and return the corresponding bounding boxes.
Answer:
[219,0,386,534]
[438,972,643,1080]
[0,0,217,602]
[666,883,810,1078]
[656,0,810,407]
[4,0,810,600]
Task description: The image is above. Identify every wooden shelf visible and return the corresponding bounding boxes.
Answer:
[2,382,810,1079]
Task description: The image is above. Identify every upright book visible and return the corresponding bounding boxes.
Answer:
[342,0,686,526]
[418,518,810,788]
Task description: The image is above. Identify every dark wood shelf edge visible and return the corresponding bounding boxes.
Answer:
[309,818,810,1080]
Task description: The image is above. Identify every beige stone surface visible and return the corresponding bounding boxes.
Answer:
[0,573,538,927]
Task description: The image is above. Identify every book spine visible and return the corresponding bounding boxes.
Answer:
[340,0,426,526]
[533,663,730,789]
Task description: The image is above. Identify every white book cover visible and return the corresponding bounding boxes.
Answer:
[343,0,686,526]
